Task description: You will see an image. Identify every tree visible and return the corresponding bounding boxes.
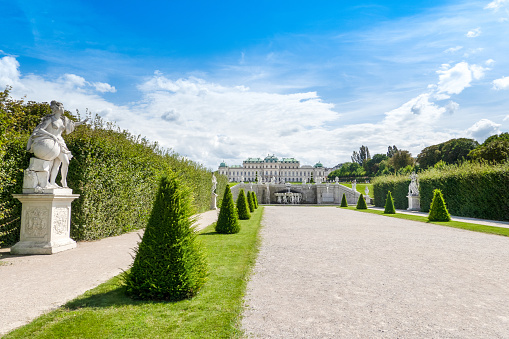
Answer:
[417,138,479,168]
[310,172,315,183]
[247,190,255,212]
[387,145,399,158]
[384,191,396,214]
[428,189,451,222]
[340,193,348,207]
[351,145,371,166]
[236,189,251,220]
[216,185,240,234]
[124,174,207,301]
[356,194,367,209]
[389,150,414,171]
[468,133,509,163]
[365,153,388,176]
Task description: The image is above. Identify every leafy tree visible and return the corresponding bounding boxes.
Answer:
[351,145,371,166]
[387,145,399,158]
[428,189,451,222]
[216,185,240,234]
[247,190,255,212]
[365,153,388,176]
[236,189,251,220]
[389,150,414,171]
[417,138,479,168]
[384,191,396,214]
[124,174,208,301]
[340,193,348,207]
[356,194,367,209]
[310,172,315,183]
[469,133,509,163]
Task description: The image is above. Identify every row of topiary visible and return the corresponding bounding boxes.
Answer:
[339,190,451,222]
[372,161,509,221]
[215,187,258,234]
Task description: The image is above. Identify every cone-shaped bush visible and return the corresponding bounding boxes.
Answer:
[356,194,368,209]
[253,192,259,208]
[124,174,207,301]
[340,193,348,207]
[428,189,451,221]
[384,191,396,214]
[247,191,255,212]
[236,189,251,220]
[216,185,240,234]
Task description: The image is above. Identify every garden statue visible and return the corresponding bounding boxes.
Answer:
[25,101,88,189]
[365,186,369,195]
[211,174,218,210]
[211,174,217,193]
[408,172,419,196]
[351,179,357,192]
[271,176,276,184]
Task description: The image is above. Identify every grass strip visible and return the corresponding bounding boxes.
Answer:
[5,207,264,339]
[342,206,509,237]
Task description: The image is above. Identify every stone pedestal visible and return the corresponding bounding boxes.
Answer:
[407,195,420,211]
[211,193,218,210]
[11,189,80,255]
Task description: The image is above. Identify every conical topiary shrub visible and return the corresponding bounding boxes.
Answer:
[250,191,257,209]
[384,191,396,214]
[340,193,348,207]
[356,194,367,209]
[237,189,251,220]
[253,192,259,208]
[428,189,451,221]
[247,190,255,212]
[123,174,208,301]
[216,185,240,234]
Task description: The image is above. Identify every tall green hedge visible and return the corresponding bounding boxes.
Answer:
[373,162,509,221]
[0,93,228,247]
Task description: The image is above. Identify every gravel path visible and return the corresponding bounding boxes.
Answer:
[0,209,217,335]
[242,206,509,338]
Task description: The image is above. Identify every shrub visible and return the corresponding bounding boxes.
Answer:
[384,191,396,214]
[236,189,251,220]
[356,194,367,209]
[340,193,348,207]
[215,186,240,234]
[247,190,255,212]
[428,189,451,222]
[123,174,208,301]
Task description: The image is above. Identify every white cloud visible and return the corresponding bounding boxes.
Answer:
[444,46,463,53]
[486,59,496,66]
[485,0,508,11]
[445,101,460,114]
[436,62,485,96]
[0,56,21,89]
[466,27,481,37]
[466,119,501,141]
[93,82,116,93]
[59,73,86,88]
[493,76,509,90]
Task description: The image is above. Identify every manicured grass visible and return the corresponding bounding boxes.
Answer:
[343,206,509,237]
[5,208,264,339]
[342,183,373,195]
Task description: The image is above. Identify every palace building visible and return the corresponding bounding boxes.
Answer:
[218,154,331,183]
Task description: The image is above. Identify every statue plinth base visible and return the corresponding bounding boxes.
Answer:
[211,193,218,210]
[407,195,420,211]
[11,190,80,255]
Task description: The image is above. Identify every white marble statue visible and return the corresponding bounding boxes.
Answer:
[271,176,276,184]
[408,172,419,196]
[351,179,357,192]
[365,186,369,195]
[26,101,87,188]
[212,174,217,193]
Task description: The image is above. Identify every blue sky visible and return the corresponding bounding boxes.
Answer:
[1,0,508,169]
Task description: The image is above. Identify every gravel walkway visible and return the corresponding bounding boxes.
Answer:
[0,209,218,335]
[242,206,509,338]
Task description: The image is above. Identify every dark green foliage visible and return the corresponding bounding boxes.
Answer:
[468,136,509,163]
[0,91,229,247]
[236,189,251,220]
[252,192,259,208]
[356,194,367,209]
[340,193,348,207]
[216,186,240,234]
[247,190,255,212]
[389,150,414,171]
[428,189,451,222]
[374,162,509,221]
[384,191,396,214]
[417,138,479,169]
[124,175,207,301]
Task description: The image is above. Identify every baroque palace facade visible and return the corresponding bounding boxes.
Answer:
[218,154,331,183]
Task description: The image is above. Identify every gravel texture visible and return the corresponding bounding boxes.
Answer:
[0,209,217,335]
[242,206,509,338]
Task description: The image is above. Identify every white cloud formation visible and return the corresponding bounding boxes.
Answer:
[485,0,508,11]
[93,82,117,93]
[466,119,501,141]
[486,59,496,66]
[436,62,485,96]
[444,46,463,53]
[493,76,509,90]
[466,27,481,37]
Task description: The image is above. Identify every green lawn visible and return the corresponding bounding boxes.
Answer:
[341,182,373,196]
[342,206,509,237]
[5,208,264,339]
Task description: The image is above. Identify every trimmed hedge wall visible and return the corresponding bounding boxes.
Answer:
[0,103,228,247]
[373,162,509,221]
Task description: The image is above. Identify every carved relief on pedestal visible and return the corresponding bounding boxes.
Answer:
[25,207,50,238]
[53,207,69,235]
